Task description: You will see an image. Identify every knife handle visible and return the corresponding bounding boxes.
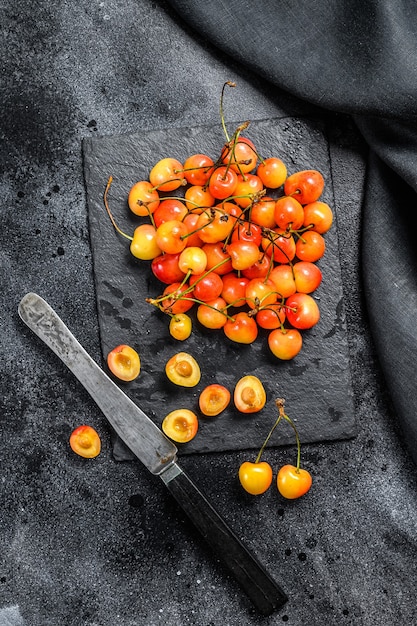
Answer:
[161,464,288,615]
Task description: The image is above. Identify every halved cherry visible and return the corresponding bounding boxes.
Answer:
[199,384,231,416]
[69,425,101,458]
[107,344,140,382]
[234,375,266,413]
[162,409,198,443]
[165,352,201,387]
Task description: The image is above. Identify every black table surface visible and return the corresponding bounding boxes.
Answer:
[2,2,417,625]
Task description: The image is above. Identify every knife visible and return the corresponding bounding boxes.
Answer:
[18,292,288,615]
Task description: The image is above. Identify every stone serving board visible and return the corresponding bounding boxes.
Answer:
[82,117,356,458]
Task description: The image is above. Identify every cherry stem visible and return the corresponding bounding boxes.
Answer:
[103,176,133,241]
[275,398,302,472]
[255,416,282,464]
[220,81,236,143]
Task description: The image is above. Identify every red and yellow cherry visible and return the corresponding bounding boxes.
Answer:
[256,157,287,189]
[227,240,260,271]
[233,173,264,209]
[231,221,262,246]
[293,261,322,293]
[277,465,312,499]
[190,270,223,301]
[255,303,286,330]
[274,398,312,499]
[155,219,188,254]
[303,201,333,234]
[196,208,234,244]
[221,135,258,174]
[130,224,162,260]
[165,352,201,387]
[69,425,101,459]
[107,344,141,381]
[178,246,207,275]
[151,253,186,285]
[262,229,296,264]
[268,264,297,298]
[182,153,214,186]
[224,311,258,344]
[162,408,198,443]
[218,200,244,222]
[295,230,325,262]
[245,277,277,310]
[153,198,188,227]
[268,328,303,360]
[274,196,305,231]
[158,282,195,315]
[128,180,160,216]
[221,272,249,307]
[234,375,266,413]
[149,157,187,192]
[183,213,204,248]
[184,184,215,211]
[197,297,228,329]
[199,383,231,416]
[250,196,277,229]
[202,242,233,275]
[208,165,238,200]
[241,254,272,280]
[238,461,273,495]
[169,313,192,341]
[285,292,320,329]
[284,169,325,204]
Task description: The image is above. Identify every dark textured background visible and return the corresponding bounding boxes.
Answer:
[1,1,417,625]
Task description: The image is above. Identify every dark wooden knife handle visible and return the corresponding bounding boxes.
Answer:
[161,463,288,615]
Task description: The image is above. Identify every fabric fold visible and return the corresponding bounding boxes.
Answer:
[165,0,417,464]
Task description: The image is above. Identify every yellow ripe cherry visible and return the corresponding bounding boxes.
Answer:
[169,314,192,341]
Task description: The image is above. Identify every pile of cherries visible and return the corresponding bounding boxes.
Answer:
[104,91,333,361]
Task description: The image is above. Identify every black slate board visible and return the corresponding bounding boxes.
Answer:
[82,117,356,457]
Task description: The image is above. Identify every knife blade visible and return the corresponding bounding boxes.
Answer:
[18,292,288,615]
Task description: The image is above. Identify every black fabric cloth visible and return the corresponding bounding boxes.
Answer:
[166,0,417,465]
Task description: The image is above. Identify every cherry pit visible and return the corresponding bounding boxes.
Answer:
[103,81,333,361]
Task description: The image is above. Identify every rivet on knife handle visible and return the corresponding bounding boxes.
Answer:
[18,292,288,615]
